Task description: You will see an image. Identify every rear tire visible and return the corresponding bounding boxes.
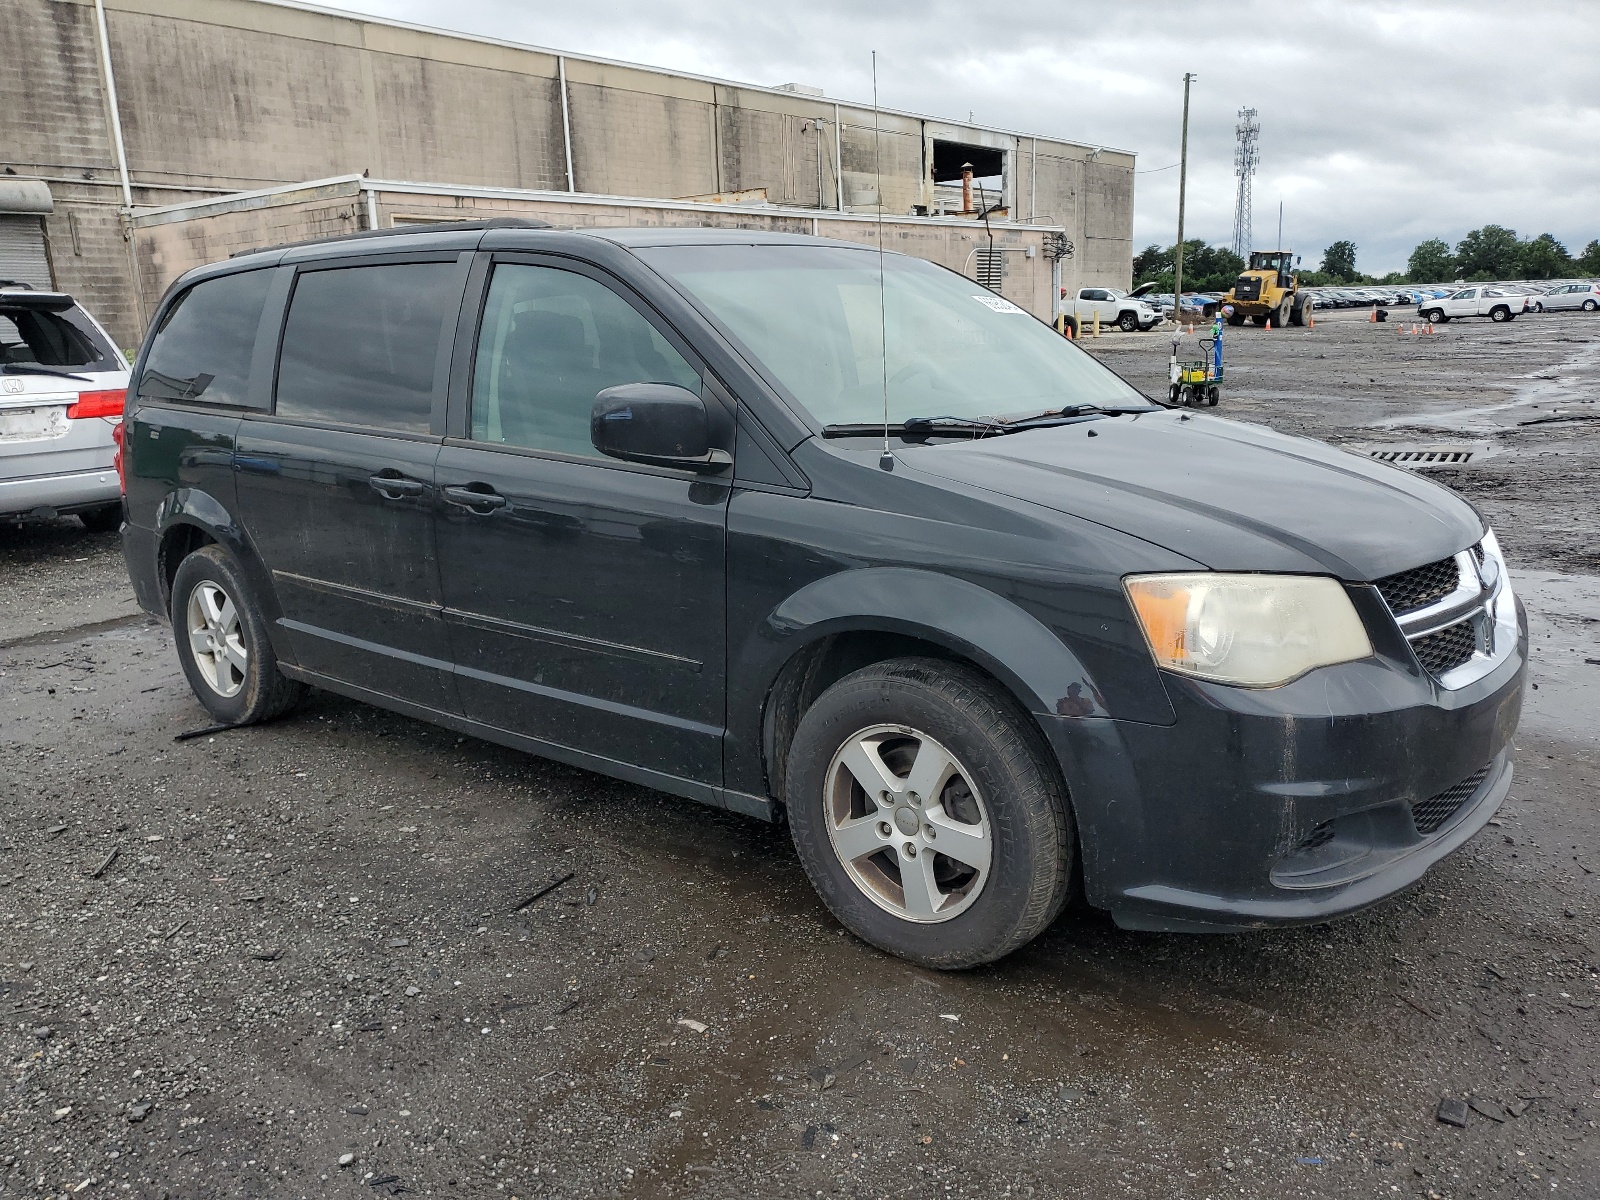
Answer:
[1583,299,1597,312]
[785,657,1073,969]
[78,503,122,533]
[170,545,305,726]
[1490,306,1511,323]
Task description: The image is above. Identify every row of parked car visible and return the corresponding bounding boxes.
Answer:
[1412,281,1600,324]
[1307,281,1600,314]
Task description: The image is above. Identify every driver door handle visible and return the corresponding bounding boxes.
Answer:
[442,484,507,512]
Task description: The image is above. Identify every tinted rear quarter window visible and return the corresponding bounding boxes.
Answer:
[274,262,458,434]
[141,269,273,405]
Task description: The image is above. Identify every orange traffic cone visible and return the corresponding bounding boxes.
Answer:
[1369,309,1377,323]
[1308,316,1315,329]
[1265,317,1272,331]
[1425,323,1435,335]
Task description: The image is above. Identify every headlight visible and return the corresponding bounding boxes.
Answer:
[1124,573,1373,687]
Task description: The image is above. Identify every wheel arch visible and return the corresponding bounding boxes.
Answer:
[152,490,292,660]
[741,567,1111,808]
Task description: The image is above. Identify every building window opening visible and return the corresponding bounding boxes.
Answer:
[931,141,1005,217]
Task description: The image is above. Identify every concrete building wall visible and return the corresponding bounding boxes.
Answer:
[131,180,1064,329]
[3,0,1136,345]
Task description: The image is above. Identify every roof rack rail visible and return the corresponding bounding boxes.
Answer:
[230,216,553,258]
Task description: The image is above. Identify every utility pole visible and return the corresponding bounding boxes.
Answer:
[1173,73,1194,322]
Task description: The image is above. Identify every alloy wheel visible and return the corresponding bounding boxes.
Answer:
[186,581,247,698]
[824,724,992,923]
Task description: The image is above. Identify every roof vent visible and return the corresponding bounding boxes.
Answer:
[773,82,824,97]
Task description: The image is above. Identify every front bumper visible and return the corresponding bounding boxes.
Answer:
[1041,595,1527,932]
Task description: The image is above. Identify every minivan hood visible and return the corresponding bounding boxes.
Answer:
[907,411,1484,580]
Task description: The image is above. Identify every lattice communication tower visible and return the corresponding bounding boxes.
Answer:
[1231,108,1260,257]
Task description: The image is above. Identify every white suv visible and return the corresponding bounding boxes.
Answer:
[1532,282,1600,313]
[1,284,130,530]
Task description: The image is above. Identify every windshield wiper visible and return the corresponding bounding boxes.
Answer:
[821,404,1161,440]
[0,363,94,382]
[993,403,1161,427]
[821,415,1008,439]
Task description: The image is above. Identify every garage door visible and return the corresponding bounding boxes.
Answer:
[0,215,52,290]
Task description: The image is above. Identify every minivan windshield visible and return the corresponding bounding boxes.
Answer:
[638,244,1148,427]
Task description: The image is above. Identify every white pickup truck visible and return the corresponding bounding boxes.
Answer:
[1058,285,1162,333]
[1418,286,1527,325]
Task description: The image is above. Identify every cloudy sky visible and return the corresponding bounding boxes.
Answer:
[338,0,1599,275]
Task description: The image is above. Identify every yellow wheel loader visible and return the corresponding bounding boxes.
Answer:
[1223,251,1311,328]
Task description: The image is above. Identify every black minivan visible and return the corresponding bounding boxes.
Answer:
[121,222,1525,968]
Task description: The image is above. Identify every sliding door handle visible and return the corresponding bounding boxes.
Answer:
[442,484,507,512]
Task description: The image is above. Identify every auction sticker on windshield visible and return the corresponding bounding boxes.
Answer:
[972,295,1025,314]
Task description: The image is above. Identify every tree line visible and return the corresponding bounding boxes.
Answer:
[1133,228,1600,291]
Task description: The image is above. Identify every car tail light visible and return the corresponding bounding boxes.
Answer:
[67,388,127,419]
[111,420,126,495]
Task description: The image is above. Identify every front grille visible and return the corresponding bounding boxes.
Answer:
[1410,765,1491,835]
[1412,619,1477,675]
[1234,275,1261,301]
[1375,555,1460,614]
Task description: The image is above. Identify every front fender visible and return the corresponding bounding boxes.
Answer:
[757,566,1113,721]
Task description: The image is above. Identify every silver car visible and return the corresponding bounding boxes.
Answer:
[1,285,129,530]
[1532,282,1600,313]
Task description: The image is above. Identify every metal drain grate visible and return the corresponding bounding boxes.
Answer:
[1368,445,1477,466]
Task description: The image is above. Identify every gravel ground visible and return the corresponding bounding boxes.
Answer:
[0,309,1596,1200]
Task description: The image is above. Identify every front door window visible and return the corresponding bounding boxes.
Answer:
[470,265,701,457]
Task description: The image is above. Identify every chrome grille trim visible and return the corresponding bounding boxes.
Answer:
[1375,534,1516,690]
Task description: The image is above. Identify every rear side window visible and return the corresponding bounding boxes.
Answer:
[1,303,112,368]
[141,269,271,405]
[274,263,458,434]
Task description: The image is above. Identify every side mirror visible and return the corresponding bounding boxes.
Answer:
[591,383,730,472]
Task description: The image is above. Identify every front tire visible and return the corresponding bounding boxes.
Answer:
[170,544,305,726]
[785,658,1073,969]
[1117,311,1138,333]
[1425,309,1448,324]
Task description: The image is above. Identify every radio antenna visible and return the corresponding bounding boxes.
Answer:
[872,51,893,472]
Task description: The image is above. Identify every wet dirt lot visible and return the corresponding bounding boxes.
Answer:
[1,309,1597,1200]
